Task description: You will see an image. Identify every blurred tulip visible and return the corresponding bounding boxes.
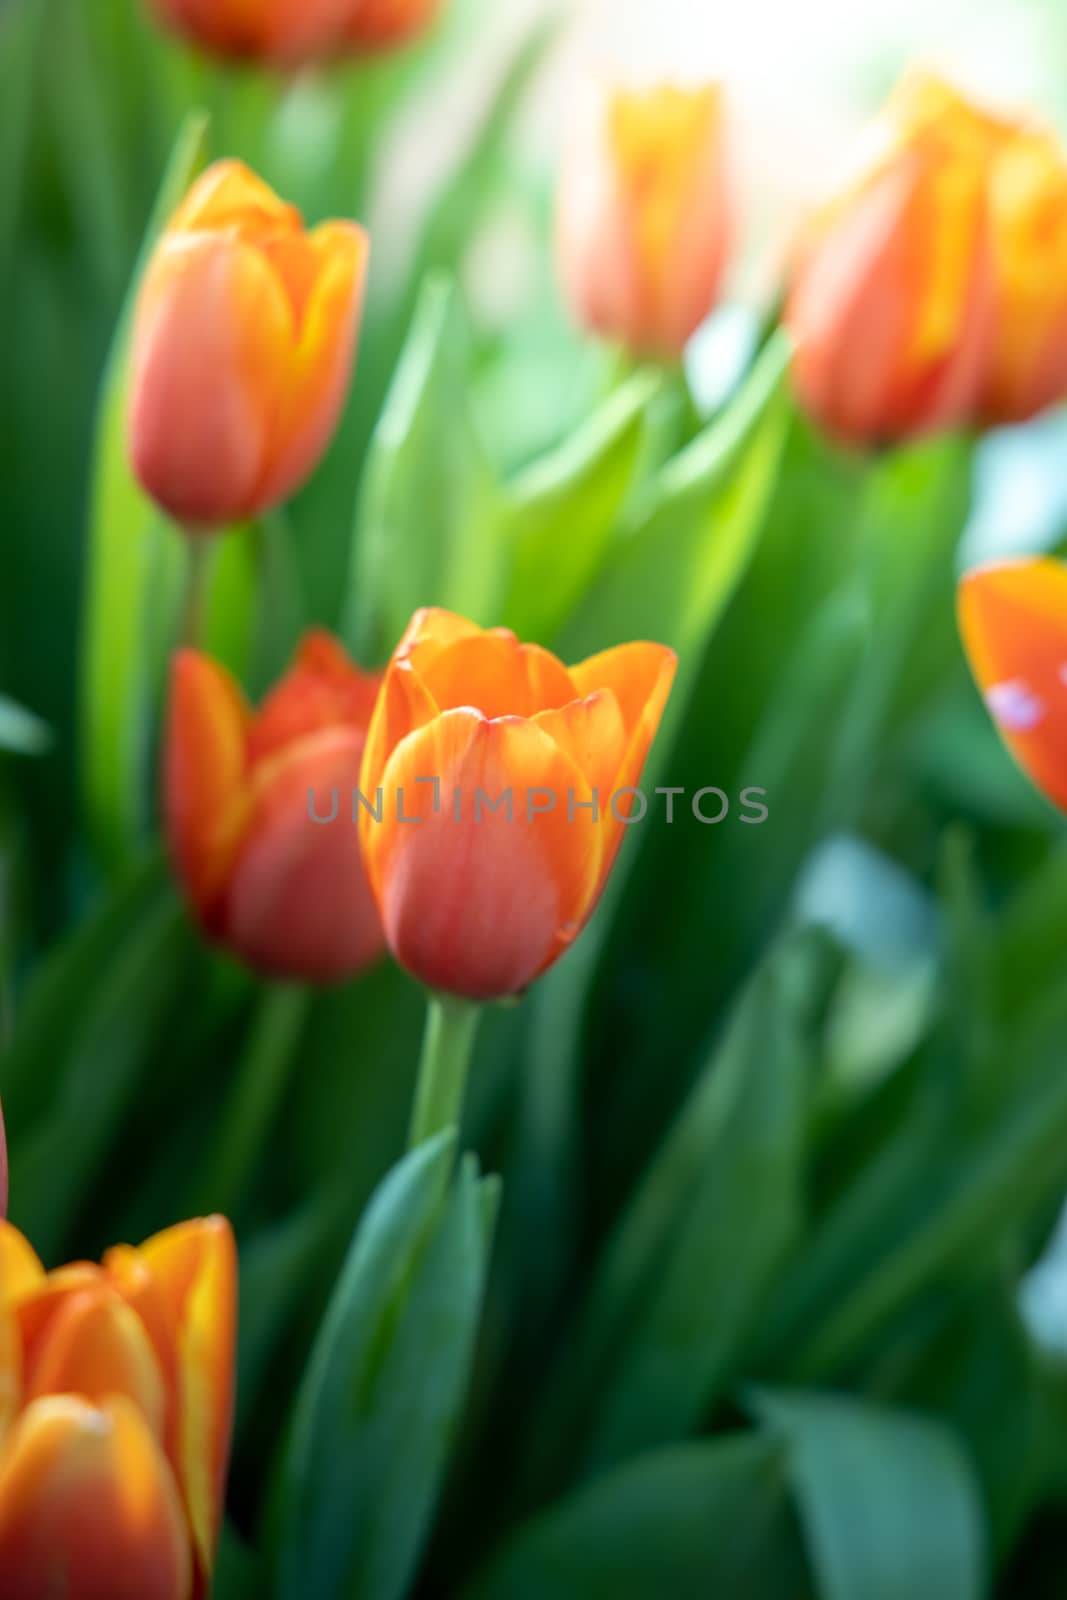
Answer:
[980,123,1067,424]
[129,160,368,530]
[958,557,1067,813]
[342,0,441,50]
[166,629,384,982]
[786,72,998,444]
[147,0,350,67]
[0,1214,236,1599]
[359,608,676,1000]
[556,79,730,360]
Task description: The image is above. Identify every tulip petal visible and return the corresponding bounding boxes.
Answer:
[532,690,627,801]
[248,628,380,764]
[394,607,486,676]
[22,1284,167,1441]
[129,230,294,525]
[419,631,578,720]
[361,658,441,796]
[254,222,369,513]
[366,708,602,998]
[345,0,440,48]
[0,1394,192,1600]
[225,726,384,981]
[959,558,1067,813]
[0,1221,46,1307]
[168,158,300,237]
[165,651,251,927]
[136,1217,237,1580]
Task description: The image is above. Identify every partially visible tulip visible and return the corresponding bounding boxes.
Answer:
[342,0,441,51]
[359,608,676,1000]
[0,1214,236,1600]
[958,557,1067,813]
[556,79,730,360]
[148,0,350,67]
[980,124,1067,424]
[129,160,368,530]
[166,629,384,982]
[786,71,998,445]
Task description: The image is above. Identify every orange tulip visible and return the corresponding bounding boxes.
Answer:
[129,160,368,530]
[0,1214,236,1600]
[958,557,1067,814]
[148,0,350,66]
[342,0,441,50]
[166,629,385,982]
[980,122,1067,424]
[556,79,731,360]
[786,72,997,444]
[358,609,676,1000]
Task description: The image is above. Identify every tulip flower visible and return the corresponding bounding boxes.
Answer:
[359,608,676,1002]
[166,629,384,982]
[556,79,730,360]
[786,71,998,445]
[342,0,441,50]
[958,557,1067,814]
[980,123,1067,424]
[0,1214,236,1600]
[147,0,350,67]
[129,160,368,531]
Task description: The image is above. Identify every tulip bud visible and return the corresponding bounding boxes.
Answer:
[129,160,368,531]
[556,79,730,360]
[342,0,441,50]
[147,0,350,67]
[359,609,675,1000]
[165,630,385,982]
[787,72,997,444]
[958,557,1067,814]
[980,124,1067,424]
[0,1214,236,1599]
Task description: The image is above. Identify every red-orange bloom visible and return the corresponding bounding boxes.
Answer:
[358,609,676,1000]
[0,1215,236,1600]
[129,160,368,530]
[787,72,997,444]
[166,629,385,982]
[557,79,731,360]
[958,557,1067,814]
[342,0,441,50]
[148,0,350,67]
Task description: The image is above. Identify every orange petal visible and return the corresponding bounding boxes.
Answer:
[418,631,578,720]
[360,657,441,797]
[135,1217,237,1580]
[958,558,1067,813]
[365,709,601,998]
[224,726,384,981]
[0,1394,192,1600]
[164,651,251,928]
[167,159,301,238]
[128,230,293,525]
[254,222,369,513]
[393,607,485,676]
[248,628,381,766]
[0,1221,46,1308]
[532,690,627,799]
[22,1284,166,1441]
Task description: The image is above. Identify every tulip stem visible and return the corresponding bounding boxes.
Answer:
[179,536,213,648]
[409,994,482,1150]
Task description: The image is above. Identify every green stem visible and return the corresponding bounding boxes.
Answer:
[192,985,309,1217]
[178,535,214,648]
[408,993,482,1151]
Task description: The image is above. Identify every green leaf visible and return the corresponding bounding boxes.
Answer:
[538,937,809,1483]
[80,110,210,867]
[751,1389,986,1600]
[275,1137,496,1600]
[346,275,503,662]
[468,1434,811,1600]
[500,371,658,644]
[0,694,51,757]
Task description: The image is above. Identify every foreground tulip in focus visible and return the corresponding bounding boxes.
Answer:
[148,0,350,64]
[128,160,368,531]
[787,71,1067,444]
[359,608,676,1002]
[166,629,384,982]
[0,1215,236,1600]
[958,557,1067,814]
[557,79,730,360]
